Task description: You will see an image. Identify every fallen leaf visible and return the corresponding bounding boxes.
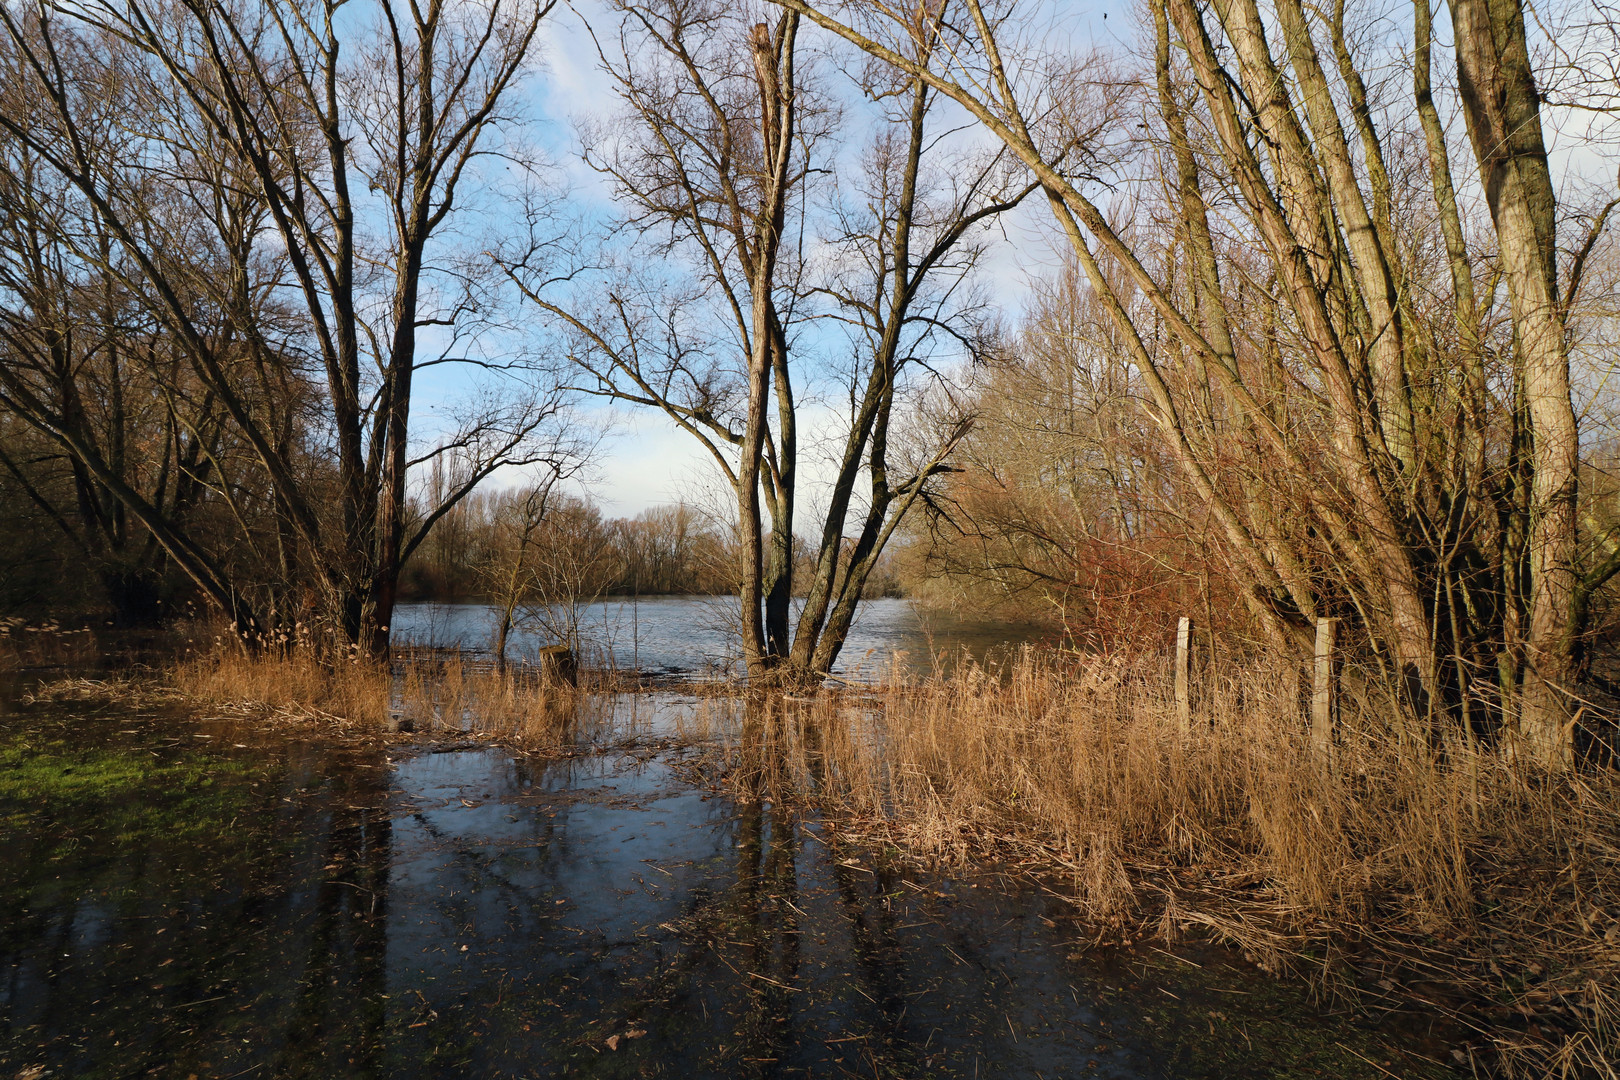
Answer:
[605,1035,620,1051]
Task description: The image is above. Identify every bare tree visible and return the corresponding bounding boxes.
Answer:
[783,45,1034,676]
[0,20,311,626]
[504,0,804,678]
[479,481,555,676]
[0,0,568,655]
[905,263,1205,643]
[504,0,1027,681]
[490,492,623,661]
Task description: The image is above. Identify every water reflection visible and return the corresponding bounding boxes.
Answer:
[0,729,399,1078]
[278,750,392,1077]
[0,697,1454,1079]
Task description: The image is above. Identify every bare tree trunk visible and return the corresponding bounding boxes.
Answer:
[1449,0,1578,766]
[738,16,797,680]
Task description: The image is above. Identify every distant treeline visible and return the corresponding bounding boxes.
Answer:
[402,495,734,601]
[399,490,905,604]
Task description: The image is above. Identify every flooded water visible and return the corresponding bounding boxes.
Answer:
[0,688,1460,1079]
[391,597,1044,680]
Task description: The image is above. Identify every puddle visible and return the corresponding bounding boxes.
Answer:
[0,692,1460,1078]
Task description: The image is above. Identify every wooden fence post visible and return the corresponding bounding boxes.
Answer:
[1312,617,1338,757]
[1175,616,1192,734]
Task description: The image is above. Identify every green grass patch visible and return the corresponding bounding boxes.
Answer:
[0,722,264,837]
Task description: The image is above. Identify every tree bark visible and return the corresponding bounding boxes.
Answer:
[1449,0,1578,766]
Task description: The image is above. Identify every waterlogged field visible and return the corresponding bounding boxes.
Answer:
[0,685,1461,1079]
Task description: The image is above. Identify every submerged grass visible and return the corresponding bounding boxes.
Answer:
[677,651,1620,1079]
[163,640,1620,1075]
[0,705,262,852]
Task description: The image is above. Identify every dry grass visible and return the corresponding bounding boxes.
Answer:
[392,652,581,744]
[174,642,394,725]
[683,650,1620,1078]
[172,643,581,746]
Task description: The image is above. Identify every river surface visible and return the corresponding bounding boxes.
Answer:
[0,682,1461,1079]
[391,597,1043,679]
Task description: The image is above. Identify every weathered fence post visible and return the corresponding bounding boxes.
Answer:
[1312,617,1338,758]
[1175,616,1192,734]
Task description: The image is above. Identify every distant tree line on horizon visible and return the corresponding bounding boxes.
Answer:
[405,487,905,602]
[403,496,736,602]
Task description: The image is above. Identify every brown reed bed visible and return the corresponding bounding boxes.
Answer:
[170,642,591,747]
[676,650,1620,1078]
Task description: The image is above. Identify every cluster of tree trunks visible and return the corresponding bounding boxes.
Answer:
[503,0,1030,683]
[767,0,1613,765]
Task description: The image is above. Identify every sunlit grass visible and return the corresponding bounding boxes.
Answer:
[680,649,1620,1078]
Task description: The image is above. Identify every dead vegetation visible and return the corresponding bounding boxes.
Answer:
[171,642,586,747]
[681,650,1620,1078]
[161,636,1620,1075]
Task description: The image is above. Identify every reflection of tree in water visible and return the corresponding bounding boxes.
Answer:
[728,696,802,1066]
[795,700,922,1075]
[0,732,396,1080]
[277,752,393,1077]
[665,697,926,1076]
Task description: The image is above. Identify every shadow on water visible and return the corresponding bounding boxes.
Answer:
[0,688,1460,1079]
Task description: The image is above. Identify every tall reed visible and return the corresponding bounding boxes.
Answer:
[690,649,1620,1075]
[174,639,393,725]
[174,641,579,744]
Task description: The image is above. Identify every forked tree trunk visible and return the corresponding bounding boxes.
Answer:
[739,17,798,681]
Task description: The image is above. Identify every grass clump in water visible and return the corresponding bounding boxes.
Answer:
[173,639,582,745]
